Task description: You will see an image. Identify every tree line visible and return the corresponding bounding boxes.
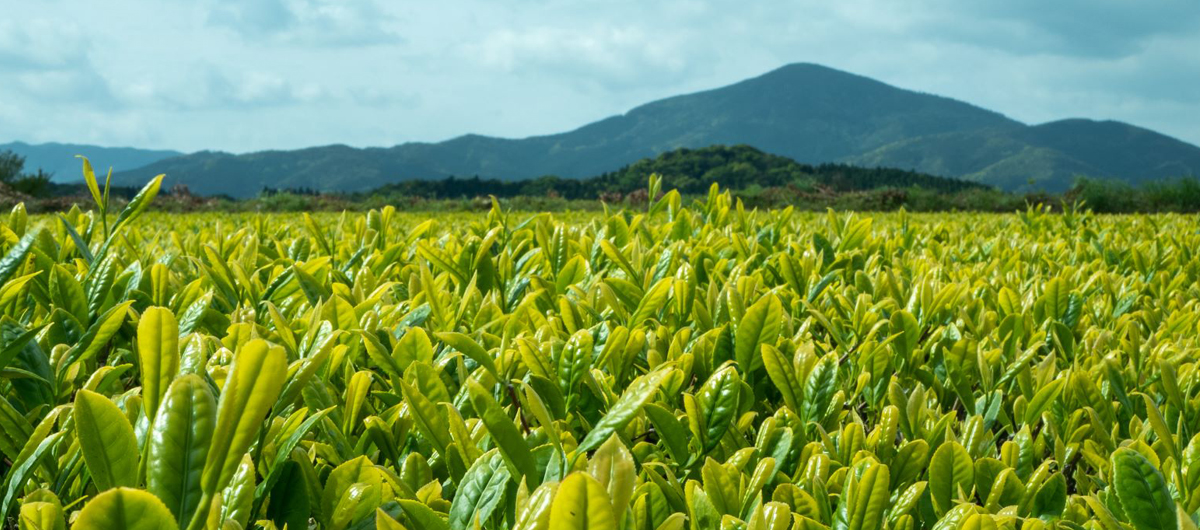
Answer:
[7,145,1200,213]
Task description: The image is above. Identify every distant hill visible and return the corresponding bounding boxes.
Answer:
[1,142,181,183]
[101,63,1200,196]
[846,119,1200,190]
[589,144,987,195]
[363,145,988,200]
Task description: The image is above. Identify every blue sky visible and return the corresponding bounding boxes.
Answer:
[2,0,1198,152]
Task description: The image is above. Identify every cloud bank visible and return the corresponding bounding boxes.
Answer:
[2,0,1197,153]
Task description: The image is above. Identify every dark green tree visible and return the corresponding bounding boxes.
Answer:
[0,149,54,196]
[0,150,24,183]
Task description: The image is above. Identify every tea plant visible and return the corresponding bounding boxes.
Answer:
[1,167,1199,529]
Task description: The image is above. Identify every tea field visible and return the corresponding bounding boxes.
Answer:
[2,174,1200,529]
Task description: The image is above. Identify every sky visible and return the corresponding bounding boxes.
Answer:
[2,0,1199,153]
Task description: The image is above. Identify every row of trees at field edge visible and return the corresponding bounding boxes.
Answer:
[7,145,1200,212]
[344,145,987,200]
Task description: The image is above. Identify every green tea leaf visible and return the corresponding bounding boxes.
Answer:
[550,472,617,530]
[449,451,510,530]
[397,499,450,530]
[436,332,499,381]
[138,306,180,421]
[693,364,741,454]
[110,174,165,236]
[578,365,674,453]
[199,339,287,504]
[74,389,139,491]
[1032,472,1066,521]
[846,463,889,530]
[1112,447,1178,530]
[735,294,782,373]
[928,441,974,516]
[466,378,539,486]
[147,374,217,525]
[74,488,180,530]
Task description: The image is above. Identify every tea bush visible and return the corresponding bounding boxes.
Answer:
[2,168,1199,529]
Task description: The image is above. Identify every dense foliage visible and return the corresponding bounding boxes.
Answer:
[355,146,986,201]
[585,145,988,195]
[2,170,1200,529]
[13,147,1200,215]
[0,150,54,198]
[1064,177,1200,213]
[244,176,1200,215]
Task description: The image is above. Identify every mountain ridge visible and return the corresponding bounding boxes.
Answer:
[11,63,1200,196]
[0,141,182,183]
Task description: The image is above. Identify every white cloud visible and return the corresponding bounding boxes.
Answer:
[0,19,90,70]
[0,19,121,109]
[470,25,697,88]
[0,0,1197,153]
[962,0,1200,57]
[204,0,401,46]
[98,66,318,110]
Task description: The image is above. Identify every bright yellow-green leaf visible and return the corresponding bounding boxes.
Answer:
[200,339,287,498]
[929,441,974,516]
[550,472,617,530]
[18,501,64,530]
[138,306,179,421]
[514,482,558,530]
[73,390,139,491]
[588,436,636,520]
[847,463,889,530]
[74,488,179,530]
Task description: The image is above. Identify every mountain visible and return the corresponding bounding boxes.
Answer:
[846,119,1200,190]
[107,63,1200,196]
[0,142,182,183]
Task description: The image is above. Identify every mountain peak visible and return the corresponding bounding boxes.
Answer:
[761,62,864,78]
[745,62,903,91]
[38,63,1195,196]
